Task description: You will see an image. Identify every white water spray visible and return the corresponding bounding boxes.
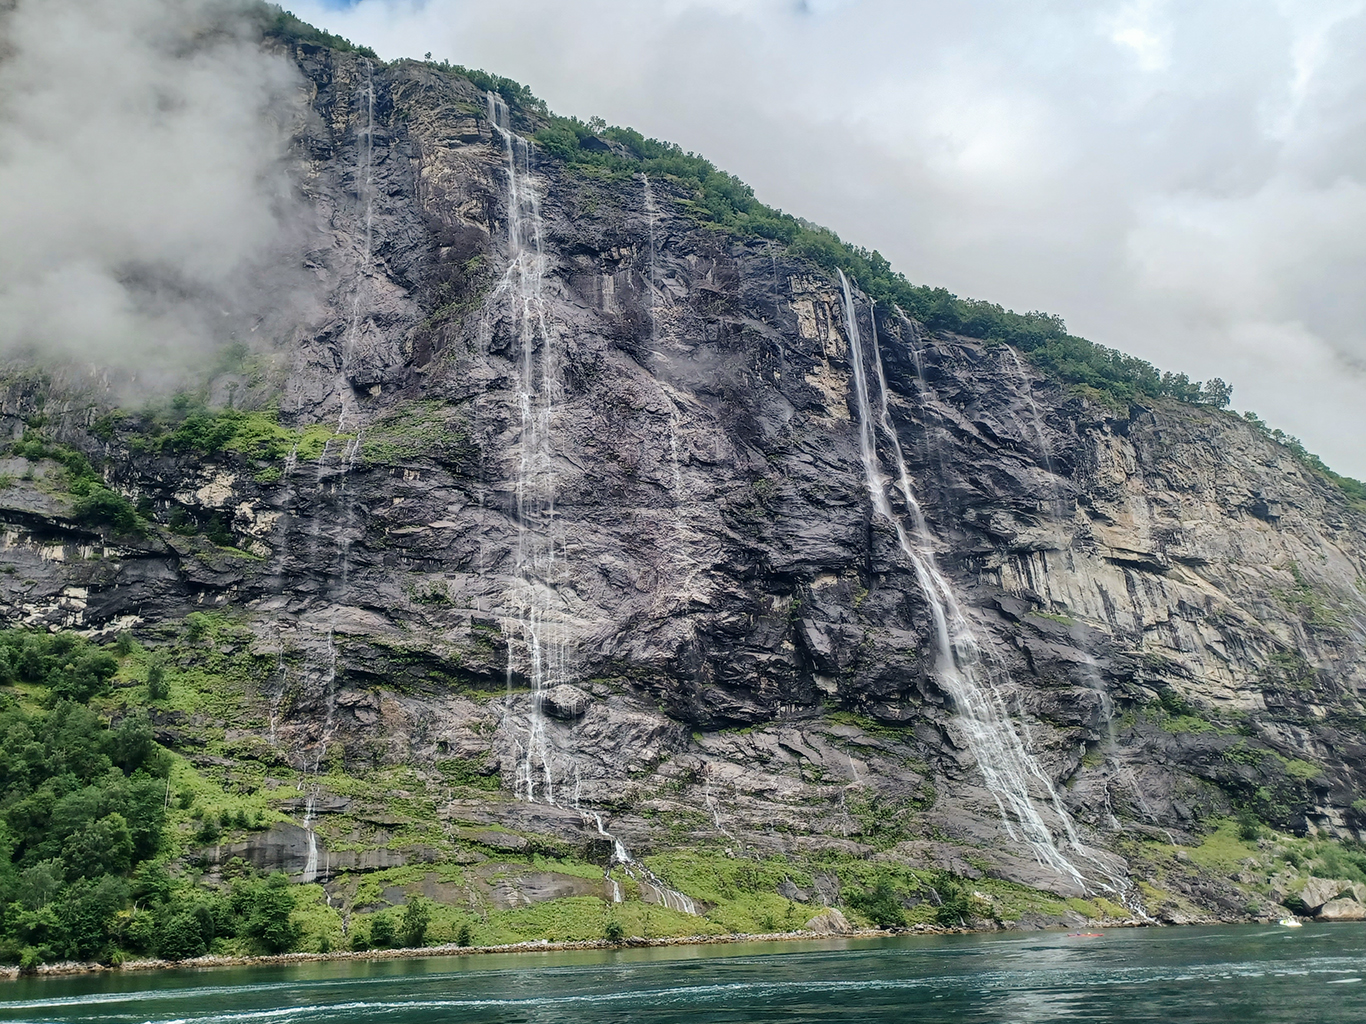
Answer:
[643,173,658,339]
[839,271,1085,887]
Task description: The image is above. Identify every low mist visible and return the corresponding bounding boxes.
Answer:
[0,0,308,376]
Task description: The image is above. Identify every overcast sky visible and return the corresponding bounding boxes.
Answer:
[289,0,1366,476]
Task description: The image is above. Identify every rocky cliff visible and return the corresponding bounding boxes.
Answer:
[5,33,1366,928]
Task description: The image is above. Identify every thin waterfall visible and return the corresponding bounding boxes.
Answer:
[642,174,684,497]
[293,64,377,868]
[300,790,320,884]
[587,812,697,914]
[839,271,1086,887]
[339,57,376,431]
[487,92,568,802]
[1002,348,1120,771]
[892,307,947,488]
[669,409,683,496]
[642,173,658,341]
[1002,345,1055,480]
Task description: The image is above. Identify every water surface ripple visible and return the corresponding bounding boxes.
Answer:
[2,925,1363,1023]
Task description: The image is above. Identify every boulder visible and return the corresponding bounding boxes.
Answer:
[543,684,592,720]
[1317,898,1366,922]
[1300,877,1352,911]
[804,908,854,934]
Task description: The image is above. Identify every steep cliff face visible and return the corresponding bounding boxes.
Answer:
[5,40,1366,918]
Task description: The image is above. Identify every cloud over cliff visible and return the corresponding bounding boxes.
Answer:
[0,0,306,370]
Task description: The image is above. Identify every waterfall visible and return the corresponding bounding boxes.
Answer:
[300,790,320,884]
[838,271,1085,887]
[340,58,377,426]
[702,767,740,850]
[1002,348,1122,777]
[641,173,684,498]
[1002,345,1055,481]
[487,92,569,803]
[642,173,658,340]
[588,812,697,914]
[289,67,378,825]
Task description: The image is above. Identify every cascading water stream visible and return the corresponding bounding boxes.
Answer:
[300,790,320,885]
[642,173,658,338]
[292,67,378,870]
[487,92,569,803]
[642,173,685,497]
[839,271,1086,888]
[340,58,377,421]
[1002,346,1056,482]
[587,813,697,914]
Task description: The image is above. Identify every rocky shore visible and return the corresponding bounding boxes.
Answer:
[3,917,1166,981]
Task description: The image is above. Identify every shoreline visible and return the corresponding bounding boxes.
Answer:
[0,917,1174,981]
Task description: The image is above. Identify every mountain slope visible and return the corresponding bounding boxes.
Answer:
[4,16,1366,963]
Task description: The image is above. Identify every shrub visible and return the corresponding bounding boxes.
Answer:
[846,879,905,929]
[196,816,221,844]
[72,485,139,532]
[146,659,169,701]
[456,922,473,947]
[604,918,625,944]
[63,813,135,878]
[931,871,975,927]
[46,650,119,704]
[400,897,431,948]
[157,913,208,961]
[368,912,396,949]
[237,873,300,954]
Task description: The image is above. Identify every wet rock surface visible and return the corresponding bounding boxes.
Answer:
[3,45,1366,915]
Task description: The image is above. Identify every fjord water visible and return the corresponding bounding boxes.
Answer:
[3,926,1364,1024]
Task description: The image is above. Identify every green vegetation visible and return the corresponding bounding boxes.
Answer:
[13,618,1366,967]
[1269,563,1345,633]
[7,436,141,533]
[360,402,471,467]
[845,878,906,928]
[1241,413,1366,509]
[0,625,314,967]
[255,5,379,59]
[122,394,344,464]
[526,116,1234,411]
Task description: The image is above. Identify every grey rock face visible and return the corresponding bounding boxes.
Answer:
[4,45,1366,909]
[543,684,591,720]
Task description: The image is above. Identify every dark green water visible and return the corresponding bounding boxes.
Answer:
[1,925,1363,1023]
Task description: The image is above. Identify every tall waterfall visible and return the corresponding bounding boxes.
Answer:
[342,57,377,415]
[838,271,1085,887]
[488,92,567,803]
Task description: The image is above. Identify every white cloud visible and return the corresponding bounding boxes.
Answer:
[0,0,307,369]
